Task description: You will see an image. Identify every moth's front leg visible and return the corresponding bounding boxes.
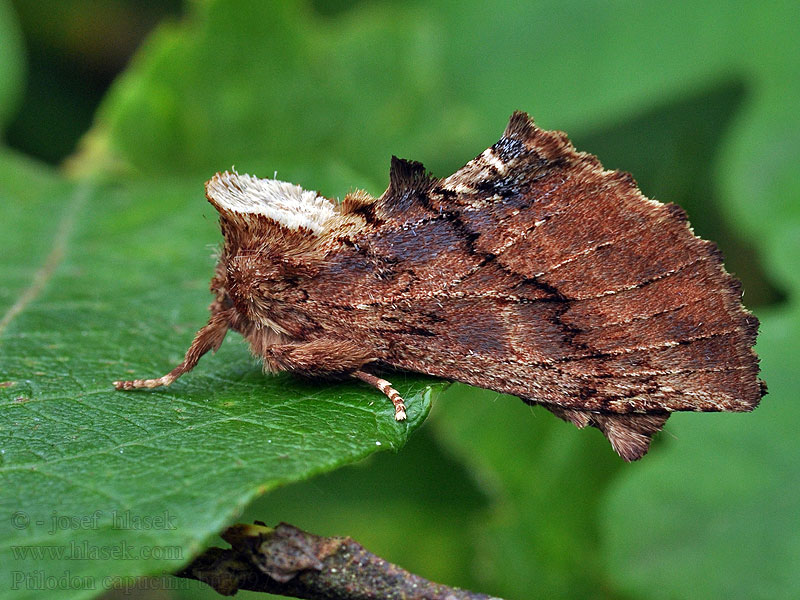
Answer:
[263,339,407,421]
[114,310,232,390]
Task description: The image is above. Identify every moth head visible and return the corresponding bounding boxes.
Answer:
[205,171,331,329]
[217,247,317,335]
[223,252,279,323]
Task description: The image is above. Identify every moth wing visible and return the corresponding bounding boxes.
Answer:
[313,113,764,460]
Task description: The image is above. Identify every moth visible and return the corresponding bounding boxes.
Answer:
[115,111,765,461]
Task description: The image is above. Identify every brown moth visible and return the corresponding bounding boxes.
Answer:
[115,111,765,461]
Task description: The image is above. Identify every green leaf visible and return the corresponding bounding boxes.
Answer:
[81,0,450,187]
[430,387,626,600]
[0,153,440,600]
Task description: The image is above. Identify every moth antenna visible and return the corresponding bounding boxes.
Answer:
[114,311,231,390]
[352,370,407,421]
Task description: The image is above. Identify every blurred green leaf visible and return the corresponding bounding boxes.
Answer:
[600,307,800,600]
[0,151,440,600]
[431,387,626,600]
[80,2,799,189]
[79,0,449,189]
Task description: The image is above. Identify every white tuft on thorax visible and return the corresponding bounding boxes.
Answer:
[206,171,336,233]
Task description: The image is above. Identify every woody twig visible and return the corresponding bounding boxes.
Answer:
[176,522,502,600]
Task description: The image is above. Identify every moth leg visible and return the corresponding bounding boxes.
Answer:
[262,340,405,420]
[262,339,373,375]
[352,371,407,421]
[113,310,231,390]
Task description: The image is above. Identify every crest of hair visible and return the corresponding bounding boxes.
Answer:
[206,170,336,233]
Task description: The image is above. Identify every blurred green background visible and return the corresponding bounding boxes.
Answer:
[1,1,798,599]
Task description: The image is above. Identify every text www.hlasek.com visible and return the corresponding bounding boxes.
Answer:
[12,540,183,561]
